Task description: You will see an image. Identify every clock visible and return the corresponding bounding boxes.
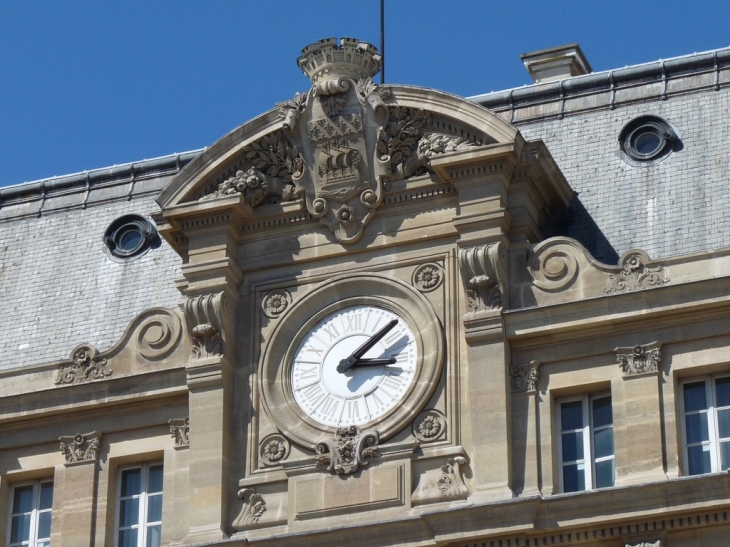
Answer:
[291,305,418,428]
[259,273,443,450]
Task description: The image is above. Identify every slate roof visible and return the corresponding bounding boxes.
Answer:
[2,48,729,369]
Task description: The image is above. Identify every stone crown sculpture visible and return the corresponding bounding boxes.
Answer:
[297,37,382,84]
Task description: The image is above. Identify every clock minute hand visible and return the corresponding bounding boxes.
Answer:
[337,319,398,373]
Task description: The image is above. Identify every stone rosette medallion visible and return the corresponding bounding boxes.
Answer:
[259,433,290,466]
[413,409,447,443]
[261,289,292,319]
[412,263,444,293]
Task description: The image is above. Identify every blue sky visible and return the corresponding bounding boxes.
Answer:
[1,1,728,187]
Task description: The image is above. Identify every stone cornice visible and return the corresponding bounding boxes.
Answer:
[229,472,730,547]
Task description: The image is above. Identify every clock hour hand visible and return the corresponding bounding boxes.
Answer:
[351,357,397,367]
[337,319,398,373]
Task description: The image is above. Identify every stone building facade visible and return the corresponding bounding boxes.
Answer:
[1,38,730,546]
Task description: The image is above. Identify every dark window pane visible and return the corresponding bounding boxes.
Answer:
[594,459,615,488]
[39,481,54,510]
[685,412,709,444]
[561,431,584,462]
[37,541,50,547]
[716,377,730,407]
[147,493,163,523]
[721,441,730,471]
[634,131,661,155]
[562,463,585,492]
[10,514,31,543]
[38,510,52,539]
[687,444,712,475]
[593,427,614,459]
[148,465,164,493]
[561,401,584,431]
[147,524,162,547]
[718,408,730,439]
[592,396,613,428]
[119,529,138,547]
[12,484,33,513]
[121,468,142,497]
[119,497,139,528]
[684,382,708,412]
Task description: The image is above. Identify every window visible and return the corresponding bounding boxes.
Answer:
[618,115,677,164]
[103,214,159,260]
[7,480,53,547]
[116,463,163,547]
[558,394,615,492]
[681,375,730,475]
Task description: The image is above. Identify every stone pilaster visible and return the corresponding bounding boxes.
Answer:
[162,195,245,543]
[53,431,101,547]
[509,360,541,496]
[613,343,666,485]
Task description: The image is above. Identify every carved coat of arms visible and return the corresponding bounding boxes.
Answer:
[280,38,390,243]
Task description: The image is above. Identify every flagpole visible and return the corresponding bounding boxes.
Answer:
[380,0,385,84]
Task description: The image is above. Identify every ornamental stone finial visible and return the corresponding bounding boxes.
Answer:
[297,37,382,86]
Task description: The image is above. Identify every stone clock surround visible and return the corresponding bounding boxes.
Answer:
[259,273,444,449]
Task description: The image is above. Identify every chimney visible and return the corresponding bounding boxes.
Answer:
[521,44,592,84]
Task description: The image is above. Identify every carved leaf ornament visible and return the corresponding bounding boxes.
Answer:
[55,344,112,385]
[315,425,380,475]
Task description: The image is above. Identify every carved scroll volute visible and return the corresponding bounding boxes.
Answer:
[459,242,509,314]
[183,292,233,362]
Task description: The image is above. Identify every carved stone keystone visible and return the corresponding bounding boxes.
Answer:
[315,425,380,475]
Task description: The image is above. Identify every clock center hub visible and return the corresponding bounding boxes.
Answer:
[322,335,384,397]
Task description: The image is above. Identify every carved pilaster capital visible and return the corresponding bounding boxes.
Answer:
[59,431,101,465]
[510,360,541,393]
[459,242,508,314]
[315,426,380,475]
[615,342,662,377]
[232,488,266,531]
[169,417,189,447]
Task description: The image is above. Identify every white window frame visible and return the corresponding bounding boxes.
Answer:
[680,374,730,475]
[114,461,163,547]
[7,479,53,547]
[557,392,615,492]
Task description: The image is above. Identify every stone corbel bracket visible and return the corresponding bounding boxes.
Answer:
[615,342,662,377]
[459,242,508,314]
[183,292,232,361]
[438,456,469,500]
[169,417,190,447]
[232,488,266,531]
[315,426,380,475]
[59,431,101,465]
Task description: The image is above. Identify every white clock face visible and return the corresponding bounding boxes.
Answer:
[291,305,418,427]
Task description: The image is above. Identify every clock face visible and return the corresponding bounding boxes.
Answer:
[291,305,418,427]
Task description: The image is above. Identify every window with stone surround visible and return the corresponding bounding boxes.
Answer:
[557,393,615,492]
[7,479,53,547]
[681,375,730,475]
[115,462,163,547]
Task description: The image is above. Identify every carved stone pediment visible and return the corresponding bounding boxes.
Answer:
[156,38,528,250]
